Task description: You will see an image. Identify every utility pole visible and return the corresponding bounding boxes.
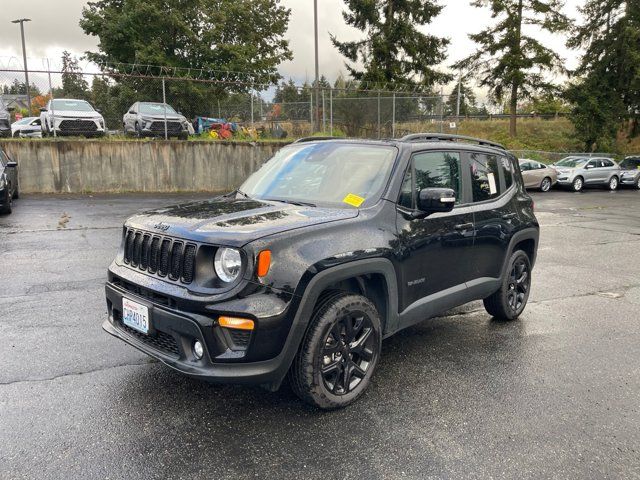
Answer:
[456,72,462,120]
[11,18,32,115]
[313,0,320,132]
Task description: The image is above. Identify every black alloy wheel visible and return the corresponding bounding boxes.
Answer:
[483,250,532,320]
[506,257,530,313]
[289,292,382,409]
[320,311,376,396]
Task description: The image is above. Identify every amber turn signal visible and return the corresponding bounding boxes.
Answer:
[218,316,255,331]
[257,250,271,277]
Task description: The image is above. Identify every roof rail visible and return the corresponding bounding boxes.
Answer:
[399,133,505,150]
[293,136,338,143]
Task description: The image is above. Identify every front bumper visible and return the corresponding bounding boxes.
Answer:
[140,120,188,137]
[104,276,300,389]
[50,117,105,136]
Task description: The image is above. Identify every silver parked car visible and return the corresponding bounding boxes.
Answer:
[11,117,42,138]
[618,156,640,189]
[552,156,621,192]
[123,102,189,139]
[40,99,106,137]
[519,158,558,192]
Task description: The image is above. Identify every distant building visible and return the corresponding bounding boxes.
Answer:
[1,94,29,111]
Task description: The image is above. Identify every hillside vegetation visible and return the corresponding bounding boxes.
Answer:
[447,118,640,157]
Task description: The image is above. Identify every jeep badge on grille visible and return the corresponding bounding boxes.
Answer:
[153,222,170,232]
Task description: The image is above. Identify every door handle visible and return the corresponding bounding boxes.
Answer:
[454,222,474,230]
[502,213,517,220]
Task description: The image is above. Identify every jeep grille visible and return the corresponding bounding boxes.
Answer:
[123,228,197,284]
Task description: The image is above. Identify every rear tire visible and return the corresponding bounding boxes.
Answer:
[289,292,382,409]
[540,177,552,192]
[572,176,584,192]
[483,250,531,321]
[608,176,619,191]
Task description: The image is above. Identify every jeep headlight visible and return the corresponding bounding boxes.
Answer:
[0,175,5,189]
[214,247,242,283]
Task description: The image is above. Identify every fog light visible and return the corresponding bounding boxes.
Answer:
[193,340,204,359]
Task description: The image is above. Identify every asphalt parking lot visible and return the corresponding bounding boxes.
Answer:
[1,189,639,479]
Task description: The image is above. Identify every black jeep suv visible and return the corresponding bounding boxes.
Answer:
[104,134,539,409]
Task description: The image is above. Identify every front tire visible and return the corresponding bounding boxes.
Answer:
[540,177,552,192]
[483,250,532,321]
[608,176,619,191]
[572,176,584,192]
[1,189,13,215]
[289,292,382,409]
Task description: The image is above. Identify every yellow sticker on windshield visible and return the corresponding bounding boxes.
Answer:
[343,193,365,207]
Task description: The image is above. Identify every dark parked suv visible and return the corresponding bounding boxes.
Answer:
[0,146,19,214]
[104,134,539,408]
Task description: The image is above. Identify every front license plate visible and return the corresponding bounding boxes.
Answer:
[122,298,150,334]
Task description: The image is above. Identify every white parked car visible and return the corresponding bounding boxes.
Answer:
[40,99,105,137]
[11,117,42,138]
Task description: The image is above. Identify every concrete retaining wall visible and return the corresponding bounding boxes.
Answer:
[0,140,287,193]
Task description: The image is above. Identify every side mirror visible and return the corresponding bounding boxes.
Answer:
[128,110,135,114]
[95,109,102,114]
[6,161,17,168]
[177,111,182,115]
[585,164,592,169]
[417,188,456,215]
[40,107,47,113]
[7,106,15,112]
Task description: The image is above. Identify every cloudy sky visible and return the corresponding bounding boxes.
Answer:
[0,0,584,95]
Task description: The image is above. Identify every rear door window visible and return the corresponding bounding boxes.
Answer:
[470,153,502,202]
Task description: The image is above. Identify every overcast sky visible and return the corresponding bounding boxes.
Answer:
[0,0,584,96]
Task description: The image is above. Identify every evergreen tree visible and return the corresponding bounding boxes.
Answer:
[61,51,90,99]
[565,0,639,149]
[331,1,451,89]
[445,80,477,117]
[454,0,569,136]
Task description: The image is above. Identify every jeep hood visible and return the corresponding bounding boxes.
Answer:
[125,196,359,246]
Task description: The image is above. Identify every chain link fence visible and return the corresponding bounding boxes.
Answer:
[1,62,567,141]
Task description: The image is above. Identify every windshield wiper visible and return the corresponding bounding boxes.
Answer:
[264,198,317,207]
[225,189,252,199]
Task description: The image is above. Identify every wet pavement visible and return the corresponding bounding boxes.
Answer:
[1,189,639,479]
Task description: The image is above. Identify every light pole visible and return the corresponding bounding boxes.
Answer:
[11,18,32,115]
[313,0,320,133]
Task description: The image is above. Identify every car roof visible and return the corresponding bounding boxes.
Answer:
[292,133,509,156]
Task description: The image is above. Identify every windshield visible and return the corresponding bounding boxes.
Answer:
[556,157,588,168]
[51,99,95,112]
[240,143,398,208]
[14,117,35,125]
[139,103,178,115]
[620,158,640,170]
